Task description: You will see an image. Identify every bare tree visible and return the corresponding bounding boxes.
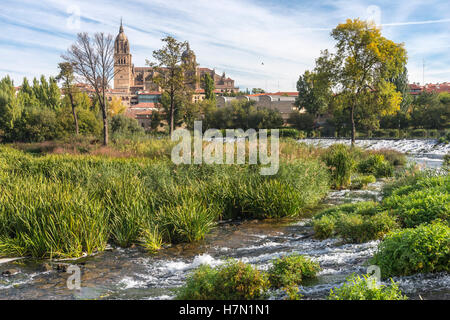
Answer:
[62,33,116,145]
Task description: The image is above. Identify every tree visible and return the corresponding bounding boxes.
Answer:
[56,62,79,135]
[108,97,127,117]
[202,73,216,102]
[252,88,265,94]
[63,32,116,145]
[314,19,407,145]
[0,76,22,140]
[295,70,330,116]
[148,36,196,135]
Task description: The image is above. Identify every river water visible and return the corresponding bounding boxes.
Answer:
[0,139,448,300]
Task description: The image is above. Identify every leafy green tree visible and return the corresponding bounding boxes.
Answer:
[314,19,407,145]
[0,76,22,140]
[202,73,216,102]
[56,62,79,135]
[295,70,330,116]
[148,36,196,135]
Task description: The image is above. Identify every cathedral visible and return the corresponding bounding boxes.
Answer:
[113,21,239,103]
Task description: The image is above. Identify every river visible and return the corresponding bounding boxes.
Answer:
[0,139,449,300]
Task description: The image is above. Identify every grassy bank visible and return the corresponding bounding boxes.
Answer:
[0,140,330,258]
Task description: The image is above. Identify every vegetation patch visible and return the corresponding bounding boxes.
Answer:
[370,222,450,277]
[328,274,407,300]
[176,260,270,300]
[268,254,320,299]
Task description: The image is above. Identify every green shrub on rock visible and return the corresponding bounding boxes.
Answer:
[176,260,270,300]
[268,254,320,299]
[370,222,450,277]
[328,274,407,300]
[335,212,398,243]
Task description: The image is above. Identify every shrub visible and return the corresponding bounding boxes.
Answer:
[288,112,315,132]
[411,128,427,138]
[328,274,407,300]
[268,254,320,299]
[278,128,305,139]
[370,222,450,277]
[382,188,449,228]
[371,149,407,167]
[313,215,338,239]
[176,260,270,300]
[335,212,398,243]
[321,144,355,189]
[357,154,394,178]
[350,175,376,190]
[110,114,145,137]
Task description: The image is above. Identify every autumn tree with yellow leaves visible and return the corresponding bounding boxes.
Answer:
[313,19,407,145]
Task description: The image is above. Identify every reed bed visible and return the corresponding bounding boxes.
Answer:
[0,142,330,258]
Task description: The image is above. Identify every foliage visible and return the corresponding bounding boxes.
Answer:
[370,222,450,277]
[312,19,407,143]
[350,174,376,190]
[381,176,449,227]
[0,143,330,258]
[176,260,270,300]
[357,154,394,178]
[335,211,398,243]
[110,114,145,137]
[268,254,320,299]
[288,112,315,132]
[328,274,407,300]
[321,144,355,189]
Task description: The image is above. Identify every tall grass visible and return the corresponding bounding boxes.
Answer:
[0,144,330,258]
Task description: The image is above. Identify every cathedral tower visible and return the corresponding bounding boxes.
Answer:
[114,20,133,93]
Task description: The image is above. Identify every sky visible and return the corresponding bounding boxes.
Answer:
[0,0,449,92]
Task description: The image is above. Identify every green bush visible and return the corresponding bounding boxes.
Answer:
[313,202,390,242]
[371,222,450,277]
[278,128,305,139]
[328,274,407,300]
[313,214,338,239]
[321,144,355,189]
[176,260,270,300]
[411,128,427,138]
[371,149,407,166]
[268,254,320,299]
[350,175,376,190]
[382,187,449,228]
[110,114,145,137]
[335,212,398,243]
[357,154,394,178]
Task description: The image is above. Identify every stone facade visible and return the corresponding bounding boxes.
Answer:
[113,22,239,100]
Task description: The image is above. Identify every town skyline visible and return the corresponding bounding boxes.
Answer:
[1,0,449,91]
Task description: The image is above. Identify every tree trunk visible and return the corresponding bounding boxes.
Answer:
[102,90,108,146]
[170,93,174,136]
[351,105,356,147]
[69,93,79,135]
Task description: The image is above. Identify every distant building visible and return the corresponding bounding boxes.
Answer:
[217,92,300,122]
[112,21,239,109]
[408,82,450,96]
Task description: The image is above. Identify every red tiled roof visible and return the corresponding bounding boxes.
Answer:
[131,102,157,108]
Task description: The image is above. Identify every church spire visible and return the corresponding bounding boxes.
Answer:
[119,17,124,33]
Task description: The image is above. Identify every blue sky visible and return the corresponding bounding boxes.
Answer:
[0,0,449,92]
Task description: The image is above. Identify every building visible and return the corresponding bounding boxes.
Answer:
[408,82,450,96]
[112,21,239,108]
[216,92,300,122]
